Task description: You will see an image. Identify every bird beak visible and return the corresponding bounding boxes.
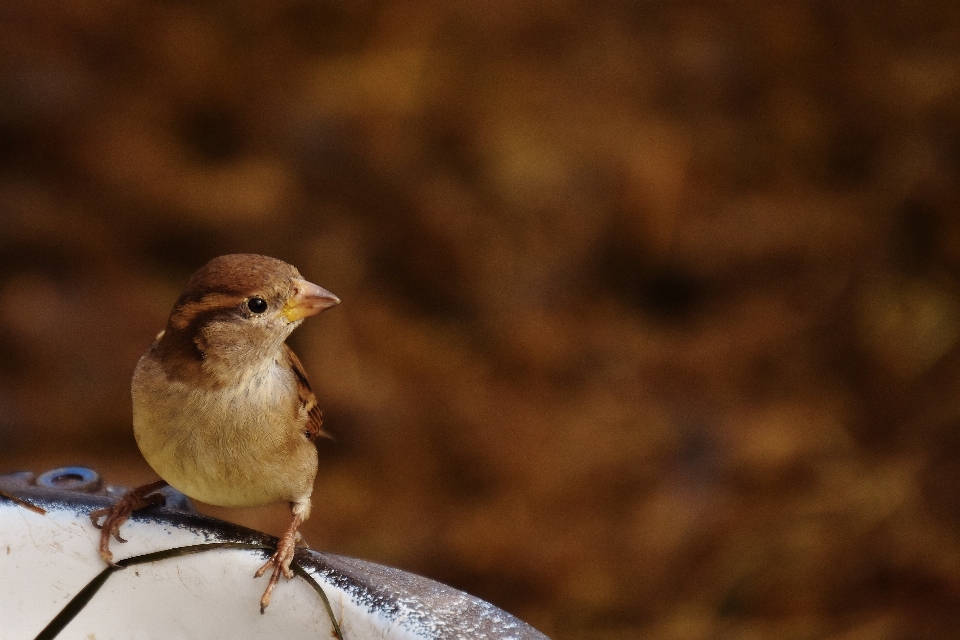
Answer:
[282,279,340,322]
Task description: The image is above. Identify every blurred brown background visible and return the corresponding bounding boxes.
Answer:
[3,1,960,638]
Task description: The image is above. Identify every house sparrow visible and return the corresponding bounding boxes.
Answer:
[90,254,340,612]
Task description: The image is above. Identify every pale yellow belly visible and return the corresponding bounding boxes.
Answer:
[137,428,315,508]
[132,364,317,509]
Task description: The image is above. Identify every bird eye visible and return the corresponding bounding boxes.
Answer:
[247,297,268,314]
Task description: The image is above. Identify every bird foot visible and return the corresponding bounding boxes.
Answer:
[89,480,167,567]
[255,515,303,613]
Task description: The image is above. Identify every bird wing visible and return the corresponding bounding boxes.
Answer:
[284,344,331,441]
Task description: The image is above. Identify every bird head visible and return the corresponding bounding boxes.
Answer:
[158,254,339,382]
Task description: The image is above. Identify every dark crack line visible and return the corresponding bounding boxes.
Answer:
[294,561,345,640]
[33,542,343,640]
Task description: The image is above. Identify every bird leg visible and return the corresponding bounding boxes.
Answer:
[255,502,308,613]
[89,479,168,567]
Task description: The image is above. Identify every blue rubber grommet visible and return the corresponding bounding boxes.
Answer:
[35,467,103,493]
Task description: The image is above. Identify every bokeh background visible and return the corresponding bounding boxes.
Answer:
[3,1,960,638]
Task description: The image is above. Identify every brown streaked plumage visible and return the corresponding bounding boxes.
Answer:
[90,254,340,612]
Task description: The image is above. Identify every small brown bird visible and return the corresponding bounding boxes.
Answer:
[90,254,340,612]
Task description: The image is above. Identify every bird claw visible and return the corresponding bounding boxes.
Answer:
[98,549,123,569]
[89,481,167,568]
[255,522,301,613]
[89,508,106,530]
[255,546,294,613]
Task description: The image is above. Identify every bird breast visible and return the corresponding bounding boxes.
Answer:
[131,350,318,509]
